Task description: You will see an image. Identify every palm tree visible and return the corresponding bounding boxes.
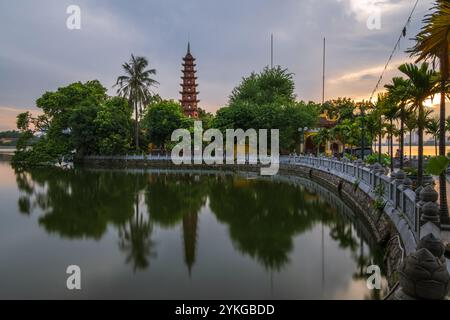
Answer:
[426,117,440,155]
[385,77,410,169]
[382,95,399,172]
[313,129,331,156]
[375,93,389,163]
[408,0,449,220]
[398,63,439,187]
[446,116,450,142]
[115,55,159,151]
[405,113,418,160]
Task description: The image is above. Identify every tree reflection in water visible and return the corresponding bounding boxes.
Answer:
[13,167,385,287]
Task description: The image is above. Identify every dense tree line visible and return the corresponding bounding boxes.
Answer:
[13,64,320,165]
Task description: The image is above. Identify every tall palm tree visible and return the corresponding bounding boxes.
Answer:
[385,77,410,169]
[115,55,159,151]
[426,117,440,156]
[405,113,418,160]
[398,63,439,187]
[408,0,449,220]
[375,93,389,163]
[382,95,399,172]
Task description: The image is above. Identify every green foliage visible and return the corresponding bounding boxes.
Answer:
[229,66,295,106]
[141,100,190,149]
[373,183,385,198]
[214,66,318,152]
[372,182,387,212]
[373,198,387,211]
[320,97,356,123]
[404,167,418,176]
[343,153,357,161]
[426,155,450,175]
[115,54,159,150]
[0,130,20,139]
[365,153,390,167]
[197,107,214,130]
[94,97,133,155]
[13,81,134,165]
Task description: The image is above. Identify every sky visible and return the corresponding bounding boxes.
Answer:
[0,0,445,131]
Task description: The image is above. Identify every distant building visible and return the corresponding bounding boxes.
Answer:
[303,114,342,155]
[180,42,199,118]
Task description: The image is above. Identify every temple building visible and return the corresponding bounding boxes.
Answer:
[180,42,199,118]
[303,114,342,155]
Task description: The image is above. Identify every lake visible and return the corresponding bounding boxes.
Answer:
[0,161,387,299]
[378,145,450,157]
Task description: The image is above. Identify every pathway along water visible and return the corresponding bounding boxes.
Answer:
[0,160,388,299]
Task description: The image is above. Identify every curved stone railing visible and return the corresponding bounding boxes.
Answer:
[284,155,449,300]
[284,155,420,252]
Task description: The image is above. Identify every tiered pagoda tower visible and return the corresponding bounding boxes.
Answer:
[180,42,199,118]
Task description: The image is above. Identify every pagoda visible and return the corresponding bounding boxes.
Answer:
[180,42,199,118]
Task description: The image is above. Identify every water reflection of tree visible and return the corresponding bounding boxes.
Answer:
[14,168,139,239]
[118,193,156,272]
[13,168,386,285]
[208,177,335,271]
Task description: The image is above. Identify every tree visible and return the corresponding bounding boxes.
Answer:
[94,97,133,155]
[385,77,411,169]
[446,116,450,137]
[426,117,440,156]
[381,94,399,172]
[229,66,295,106]
[115,55,159,151]
[405,113,418,160]
[365,105,383,156]
[409,0,450,220]
[13,81,109,165]
[321,97,356,124]
[141,100,190,150]
[374,93,390,163]
[312,129,330,156]
[398,62,439,186]
[215,66,318,153]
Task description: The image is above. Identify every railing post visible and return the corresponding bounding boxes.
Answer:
[397,233,450,300]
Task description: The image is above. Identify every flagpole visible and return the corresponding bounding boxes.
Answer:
[271,33,274,69]
[322,37,326,104]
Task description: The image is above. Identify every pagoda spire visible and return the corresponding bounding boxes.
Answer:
[179,42,199,118]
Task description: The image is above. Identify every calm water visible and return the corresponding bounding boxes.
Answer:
[0,161,387,299]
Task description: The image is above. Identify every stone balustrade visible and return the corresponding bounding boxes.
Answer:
[285,155,421,243]
[284,155,449,300]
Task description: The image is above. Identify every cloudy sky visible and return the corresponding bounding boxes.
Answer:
[0,0,443,131]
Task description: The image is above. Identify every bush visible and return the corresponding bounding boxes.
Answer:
[404,167,418,177]
[365,152,390,167]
